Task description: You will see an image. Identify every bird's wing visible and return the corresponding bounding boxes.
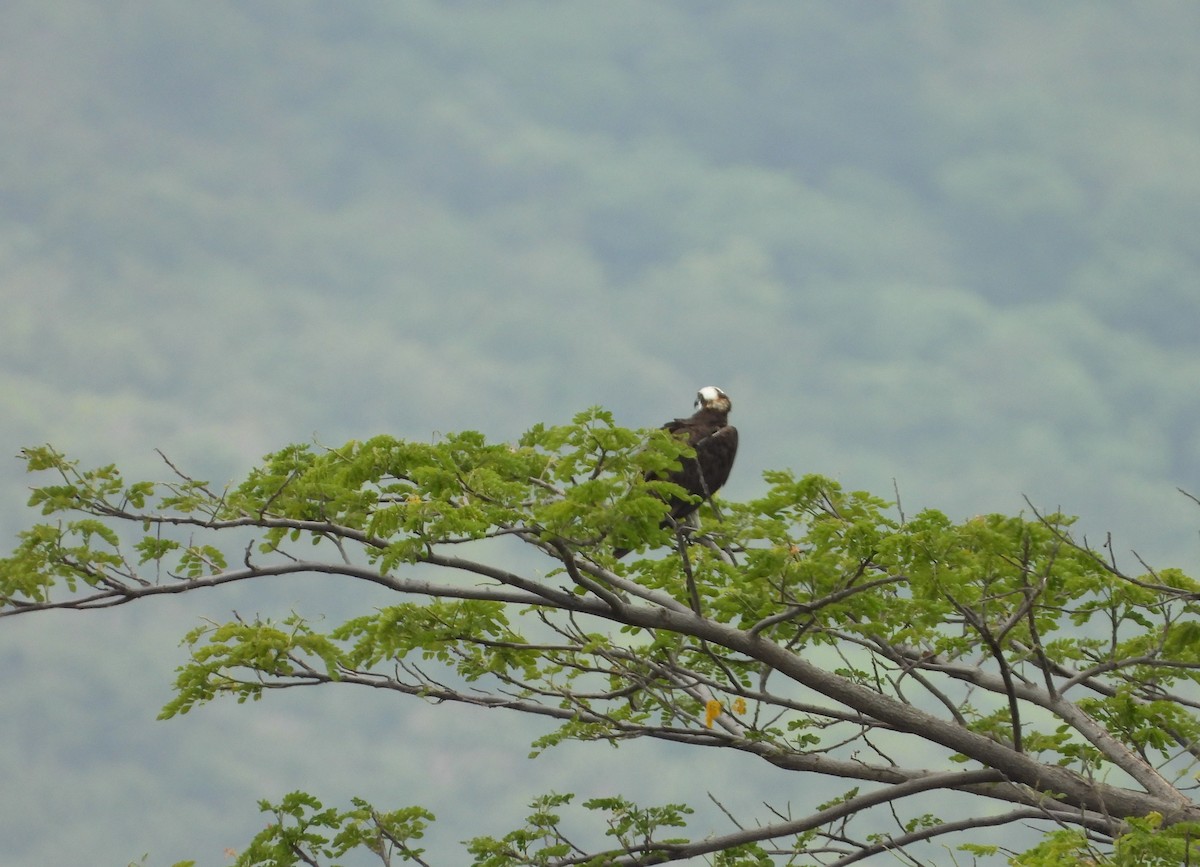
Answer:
[663,423,737,519]
[692,424,738,495]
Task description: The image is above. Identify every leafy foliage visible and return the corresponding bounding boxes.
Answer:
[4,413,1200,864]
[231,791,435,867]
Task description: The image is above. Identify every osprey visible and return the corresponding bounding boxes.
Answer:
[615,386,738,558]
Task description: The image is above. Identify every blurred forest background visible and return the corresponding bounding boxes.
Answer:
[1,2,1198,864]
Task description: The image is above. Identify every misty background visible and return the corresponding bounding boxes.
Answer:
[2,2,1198,864]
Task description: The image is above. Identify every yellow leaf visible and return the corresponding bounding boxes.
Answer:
[704,699,722,728]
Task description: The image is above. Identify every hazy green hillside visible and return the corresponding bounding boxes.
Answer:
[1,2,1198,864]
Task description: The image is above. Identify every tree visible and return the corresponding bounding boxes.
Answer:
[4,409,1200,865]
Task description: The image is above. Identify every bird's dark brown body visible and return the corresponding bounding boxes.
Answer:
[615,386,738,558]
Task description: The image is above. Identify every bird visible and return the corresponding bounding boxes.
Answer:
[614,386,738,558]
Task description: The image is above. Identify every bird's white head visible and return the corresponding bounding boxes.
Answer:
[695,386,731,413]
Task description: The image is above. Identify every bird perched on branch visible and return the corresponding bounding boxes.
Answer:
[614,386,738,558]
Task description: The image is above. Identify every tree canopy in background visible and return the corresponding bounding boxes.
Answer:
[6,412,1200,864]
[4,3,1198,511]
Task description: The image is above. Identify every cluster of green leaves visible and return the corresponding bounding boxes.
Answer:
[718,473,1200,773]
[227,791,434,867]
[7,416,1200,865]
[2,445,233,603]
[160,614,343,718]
[1,411,691,602]
[2,447,139,601]
[466,793,700,867]
[216,790,773,867]
[1012,814,1200,867]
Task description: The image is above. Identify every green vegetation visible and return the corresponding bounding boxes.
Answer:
[7,412,1200,863]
